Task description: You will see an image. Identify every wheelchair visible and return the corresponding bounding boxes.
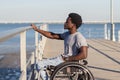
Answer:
[36,60,94,80]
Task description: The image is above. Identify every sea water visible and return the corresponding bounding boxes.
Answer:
[0,23,120,54]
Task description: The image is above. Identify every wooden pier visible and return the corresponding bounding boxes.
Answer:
[43,39,120,80]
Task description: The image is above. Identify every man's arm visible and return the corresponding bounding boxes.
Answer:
[31,24,62,40]
[63,46,88,61]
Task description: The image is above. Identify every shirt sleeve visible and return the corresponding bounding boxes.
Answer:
[60,32,68,40]
[76,34,88,49]
[60,33,65,39]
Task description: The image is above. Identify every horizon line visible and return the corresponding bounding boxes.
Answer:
[0,20,120,24]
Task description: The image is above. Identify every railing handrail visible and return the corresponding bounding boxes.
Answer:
[0,26,32,42]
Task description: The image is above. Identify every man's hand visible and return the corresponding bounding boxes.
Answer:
[61,55,69,62]
[31,24,38,31]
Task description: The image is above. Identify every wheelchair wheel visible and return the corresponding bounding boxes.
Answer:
[50,62,94,80]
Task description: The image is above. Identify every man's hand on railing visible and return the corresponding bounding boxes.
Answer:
[31,24,38,31]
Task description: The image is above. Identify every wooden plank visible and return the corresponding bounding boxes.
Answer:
[43,39,64,58]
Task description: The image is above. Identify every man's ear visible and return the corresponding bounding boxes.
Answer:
[73,23,77,29]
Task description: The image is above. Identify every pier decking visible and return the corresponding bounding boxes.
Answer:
[43,39,120,80]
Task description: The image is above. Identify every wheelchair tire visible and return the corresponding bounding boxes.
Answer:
[50,62,94,80]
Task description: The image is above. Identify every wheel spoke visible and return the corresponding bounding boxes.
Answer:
[50,62,94,80]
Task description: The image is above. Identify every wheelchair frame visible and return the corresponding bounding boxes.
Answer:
[50,61,94,80]
[36,60,94,80]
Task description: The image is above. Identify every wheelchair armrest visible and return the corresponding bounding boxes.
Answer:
[73,60,88,65]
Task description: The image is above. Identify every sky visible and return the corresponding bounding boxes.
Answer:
[0,0,120,22]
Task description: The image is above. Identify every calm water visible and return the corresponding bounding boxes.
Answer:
[48,23,120,39]
[0,23,120,54]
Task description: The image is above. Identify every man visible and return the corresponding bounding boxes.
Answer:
[31,13,88,80]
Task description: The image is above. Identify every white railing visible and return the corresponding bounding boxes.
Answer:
[0,24,48,80]
[38,24,48,60]
[118,31,120,43]
[80,23,120,42]
[0,26,31,42]
[102,23,120,42]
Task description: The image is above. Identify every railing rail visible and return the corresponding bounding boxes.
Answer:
[0,26,31,42]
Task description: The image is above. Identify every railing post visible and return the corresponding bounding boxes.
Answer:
[38,24,48,60]
[108,29,111,40]
[104,24,108,39]
[118,30,120,43]
[35,31,39,62]
[20,31,27,80]
[88,28,91,39]
[110,24,116,41]
[31,52,35,64]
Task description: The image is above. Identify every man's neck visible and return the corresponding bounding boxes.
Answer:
[69,28,77,34]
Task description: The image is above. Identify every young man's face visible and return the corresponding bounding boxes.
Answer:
[64,17,74,29]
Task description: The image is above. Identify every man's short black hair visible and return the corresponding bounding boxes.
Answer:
[69,13,82,29]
